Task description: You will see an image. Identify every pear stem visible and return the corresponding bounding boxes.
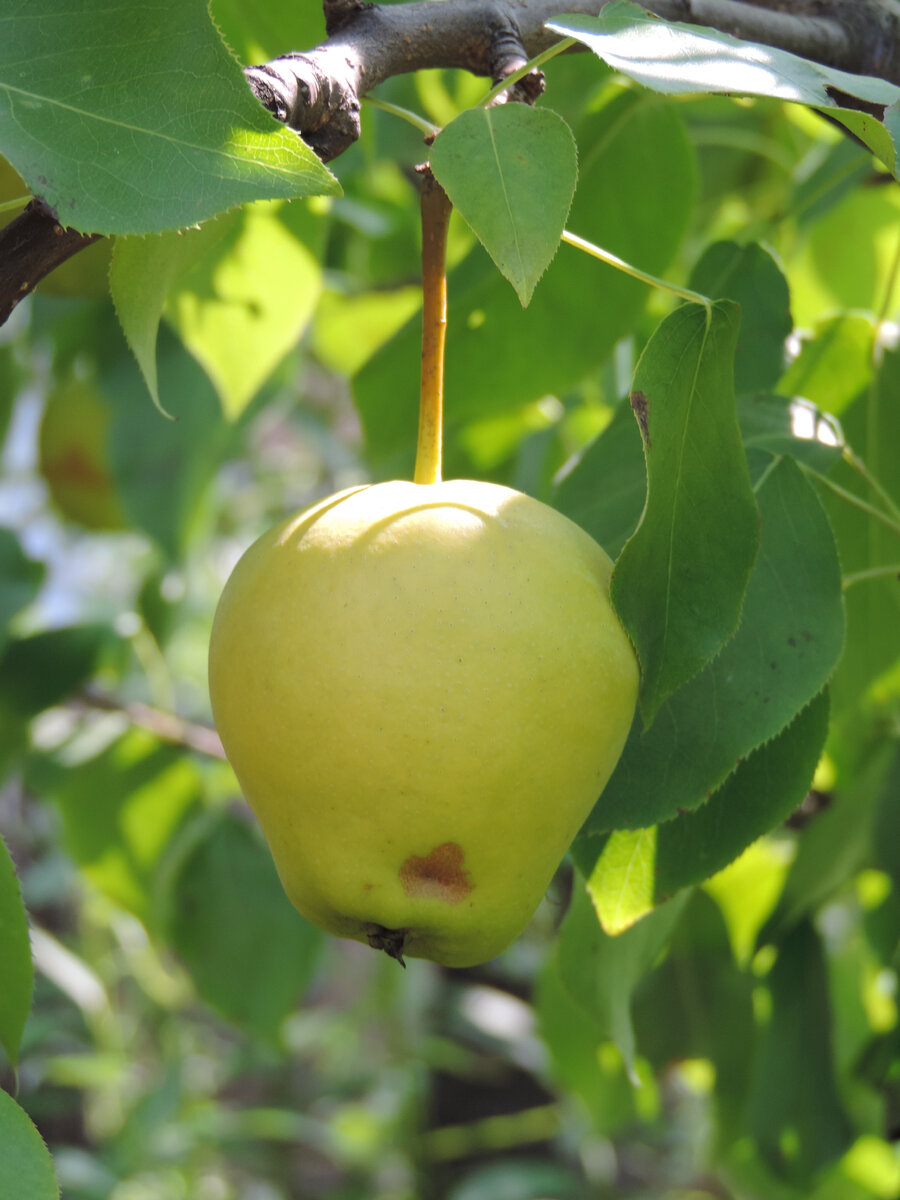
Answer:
[414,169,452,486]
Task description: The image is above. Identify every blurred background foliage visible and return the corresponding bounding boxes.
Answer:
[1,3,900,1197]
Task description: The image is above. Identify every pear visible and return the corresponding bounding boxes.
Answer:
[39,379,127,531]
[208,478,638,968]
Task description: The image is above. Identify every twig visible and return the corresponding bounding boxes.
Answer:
[74,689,227,760]
[0,200,101,325]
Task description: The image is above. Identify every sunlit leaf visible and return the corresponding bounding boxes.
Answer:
[550,1,900,176]
[0,0,338,235]
[586,827,656,934]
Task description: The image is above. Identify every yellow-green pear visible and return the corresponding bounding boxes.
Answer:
[208,479,638,968]
[38,380,127,531]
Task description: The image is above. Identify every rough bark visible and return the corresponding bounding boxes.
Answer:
[245,0,900,161]
[0,200,100,326]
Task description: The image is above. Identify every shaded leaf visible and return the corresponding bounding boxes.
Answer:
[30,731,203,925]
[159,810,323,1038]
[552,400,646,559]
[0,625,111,723]
[556,883,686,1079]
[688,241,791,394]
[430,104,577,305]
[579,692,828,928]
[738,393,844,474]
[817,349,900,717]
[0,531,44,655]
[760,745,895,945]
[0,1090,58,1200]
[748,921,853,1183]
[0,0,338,235]
[535,955,637,1134]
[611,301,759,723]
[0,836,32,1069]
[584,457,845,830]
[653,690,830,898]
[632,891,755,1141]
[105,325,236,561]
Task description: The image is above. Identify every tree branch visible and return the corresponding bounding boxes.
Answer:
[244,0,900,162]
[2,0,899,325]
[0,200,100,325]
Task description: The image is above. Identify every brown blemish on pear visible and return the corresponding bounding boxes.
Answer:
[399,842,472,904]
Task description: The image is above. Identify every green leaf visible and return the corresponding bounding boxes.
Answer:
[556,883,686,1079]
[0,531,44,655]
[0,625,111,723]
[748,921,853,1183]
[430,105,577,306]
[159,810,323,1039]
[0,1090,58,1200]
[0,836,33,1069]
[110,218,234,415]
[632,891,755,1141]
[105,325,235,561]
[550,2,900,175]
[30,731,202,925]
[653,690,830,899]
[356,89,695,477]
[579,693,828,928]
[788,186,900,325]
[687,241,792,394]
[738,393,844,474]
[209,0,325,62]
[778,313,875,417]
[112,201,324,418]
[817,349,900,717]
[552,400,646,559]
[585,456,845,831]
[586,827,657,934]
[0,0,338,235]
[611,301,759,723]
[760,746,895,944]
[535,955,637,1134]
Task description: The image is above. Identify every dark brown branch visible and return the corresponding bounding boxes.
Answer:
[245,0,900,162]
[0,199,101,325]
